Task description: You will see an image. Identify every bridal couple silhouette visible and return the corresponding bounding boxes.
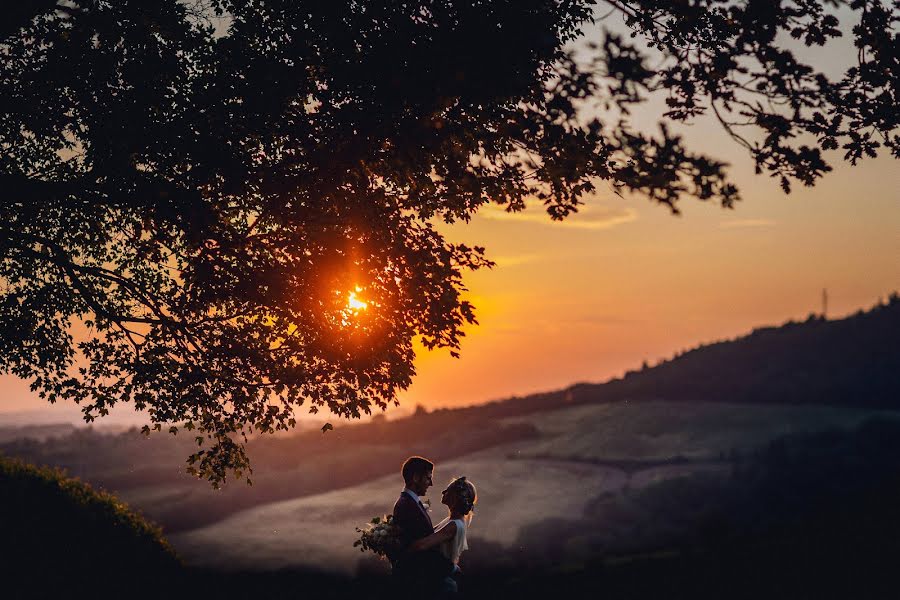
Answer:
[391,456,477,597]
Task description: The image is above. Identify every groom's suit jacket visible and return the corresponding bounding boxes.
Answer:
[392,492,453,580]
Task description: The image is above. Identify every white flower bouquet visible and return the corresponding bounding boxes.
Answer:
[353,514,402,561]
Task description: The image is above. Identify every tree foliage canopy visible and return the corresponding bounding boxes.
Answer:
[1,0,896,484]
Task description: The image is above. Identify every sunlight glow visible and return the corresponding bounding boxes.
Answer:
[347,287,368,312]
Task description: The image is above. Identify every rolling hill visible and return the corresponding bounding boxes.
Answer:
[466,293,900,419]
[1,295,897,576]
[169,400,895,574]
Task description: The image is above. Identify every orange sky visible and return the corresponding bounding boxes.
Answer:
[395,148,897,414]
[394,10,900,414]
[1,11,898,423]
[5,156,894,423]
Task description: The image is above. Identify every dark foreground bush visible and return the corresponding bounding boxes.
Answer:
[0,455,179,599]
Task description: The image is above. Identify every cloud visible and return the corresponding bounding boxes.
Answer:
[478,201,638,230]
[719,218,777,229]
[492,253,543,267]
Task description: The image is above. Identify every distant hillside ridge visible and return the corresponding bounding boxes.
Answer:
[464,294,900,419]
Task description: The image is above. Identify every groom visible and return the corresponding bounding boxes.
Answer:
[392,456,453,591]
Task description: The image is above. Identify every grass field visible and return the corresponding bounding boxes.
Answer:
[502,399,889,460]
[169,400,894,573]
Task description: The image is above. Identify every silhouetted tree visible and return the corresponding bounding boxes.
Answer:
[1,1,896,483]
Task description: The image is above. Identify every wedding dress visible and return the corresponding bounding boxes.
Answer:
[434,515,470,564]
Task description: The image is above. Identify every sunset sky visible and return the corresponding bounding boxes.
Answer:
[1,8,897,423]
[401,150,897,413]
[404,10,900,414]
[5,132,894,421]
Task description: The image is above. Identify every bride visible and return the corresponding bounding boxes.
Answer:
[409,476,478,594]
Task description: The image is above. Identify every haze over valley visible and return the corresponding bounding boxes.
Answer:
[3,297,897,575]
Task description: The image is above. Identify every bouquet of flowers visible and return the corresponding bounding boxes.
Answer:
[354,514,402,561]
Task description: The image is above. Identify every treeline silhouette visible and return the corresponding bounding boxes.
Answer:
[466,293,900,420]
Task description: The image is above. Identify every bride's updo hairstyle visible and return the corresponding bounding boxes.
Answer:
[447,476,477,516]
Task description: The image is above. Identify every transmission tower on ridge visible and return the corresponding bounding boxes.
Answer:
[822,288,828,318]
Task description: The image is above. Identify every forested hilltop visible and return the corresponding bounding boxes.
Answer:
[467,294,900,420]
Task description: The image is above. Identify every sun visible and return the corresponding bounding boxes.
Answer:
[346,287,368,312]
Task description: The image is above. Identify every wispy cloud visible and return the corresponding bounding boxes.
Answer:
[719,218,777,229]
[478,201,638,231]
[492,253,543,267]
